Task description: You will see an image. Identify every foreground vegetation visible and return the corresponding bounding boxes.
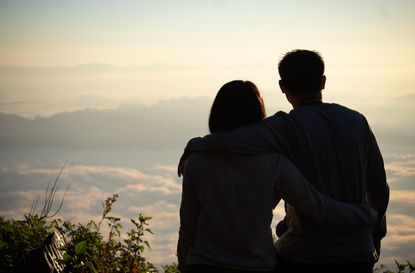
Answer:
[0,192,179,273]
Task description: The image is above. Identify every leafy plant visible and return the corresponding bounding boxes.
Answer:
[51,194,158,273]
[161,262,180,273]
[0,193,161,273]
[0,214,51,272]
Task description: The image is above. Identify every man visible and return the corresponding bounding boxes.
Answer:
[178,49,389,273]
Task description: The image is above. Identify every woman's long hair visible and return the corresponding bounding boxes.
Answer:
[209,80,266,133]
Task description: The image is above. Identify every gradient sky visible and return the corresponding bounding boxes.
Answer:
[1,0,414,66]
[1,0,415,117]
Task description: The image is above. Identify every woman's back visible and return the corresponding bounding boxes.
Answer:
[179,152,281,271]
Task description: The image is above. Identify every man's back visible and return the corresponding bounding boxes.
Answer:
[280,103,369,201]
[270,102,385,262]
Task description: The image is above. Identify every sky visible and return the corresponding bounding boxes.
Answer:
[1,0,415,116]
[0,0,414,270]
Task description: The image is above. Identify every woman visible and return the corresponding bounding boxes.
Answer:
[177,80,376,273]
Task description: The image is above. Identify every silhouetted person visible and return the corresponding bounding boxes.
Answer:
[177,80,378,273]
[178,50,389,273]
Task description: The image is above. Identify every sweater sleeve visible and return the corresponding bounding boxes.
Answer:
[177,114,288,177]
[177,155,201,271]
[186,113,288,155]
[276,155,378,229]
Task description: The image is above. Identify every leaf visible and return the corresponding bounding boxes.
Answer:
[75,240,87,255]
[139,215,152,223]
[395,259,407,272]
[145,228,154,234]
[63,253,72,262]
[87,261,98,273]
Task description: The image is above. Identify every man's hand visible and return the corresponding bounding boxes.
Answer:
[177,147,190,177]
[275,216,288,238]
[178,138,200,177]
[178,158,188,177]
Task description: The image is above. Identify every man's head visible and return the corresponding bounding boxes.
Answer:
[278,49,326,99]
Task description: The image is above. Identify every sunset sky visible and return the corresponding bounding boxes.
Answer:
[0,0,414,268]
[1,0,415,116]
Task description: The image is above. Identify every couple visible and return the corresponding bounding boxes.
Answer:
[176,50,389,273]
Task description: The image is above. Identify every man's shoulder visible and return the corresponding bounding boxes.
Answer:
[296,102,367,121]
[329,103,369,125]
[330,103,363,115]
[316,102,361,115]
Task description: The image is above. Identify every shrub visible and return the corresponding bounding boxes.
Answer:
[0,193,158,273]
[52,194,157,273]
[52,194,158,273]
[0,214,51,272]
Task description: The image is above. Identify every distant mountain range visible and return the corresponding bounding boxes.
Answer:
[0,97,211,150]
[0,94,413,153]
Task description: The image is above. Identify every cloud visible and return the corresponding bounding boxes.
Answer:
[375,154,415,266]
[1,151,415,267]
[68,164,152,180]
[384,155,415,194]
[154,164,178,174]
[379,213,415,265]
[389,190,415,205]
[386,161,415,177]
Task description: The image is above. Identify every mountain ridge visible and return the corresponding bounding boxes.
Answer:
[0,97,211,150]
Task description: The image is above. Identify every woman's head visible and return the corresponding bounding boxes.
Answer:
[209,80,266,133]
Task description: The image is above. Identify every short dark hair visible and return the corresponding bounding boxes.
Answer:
[278,49,325,94]
[209,80,266,133]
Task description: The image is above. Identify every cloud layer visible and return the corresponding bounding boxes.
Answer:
[1,153,414,267]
